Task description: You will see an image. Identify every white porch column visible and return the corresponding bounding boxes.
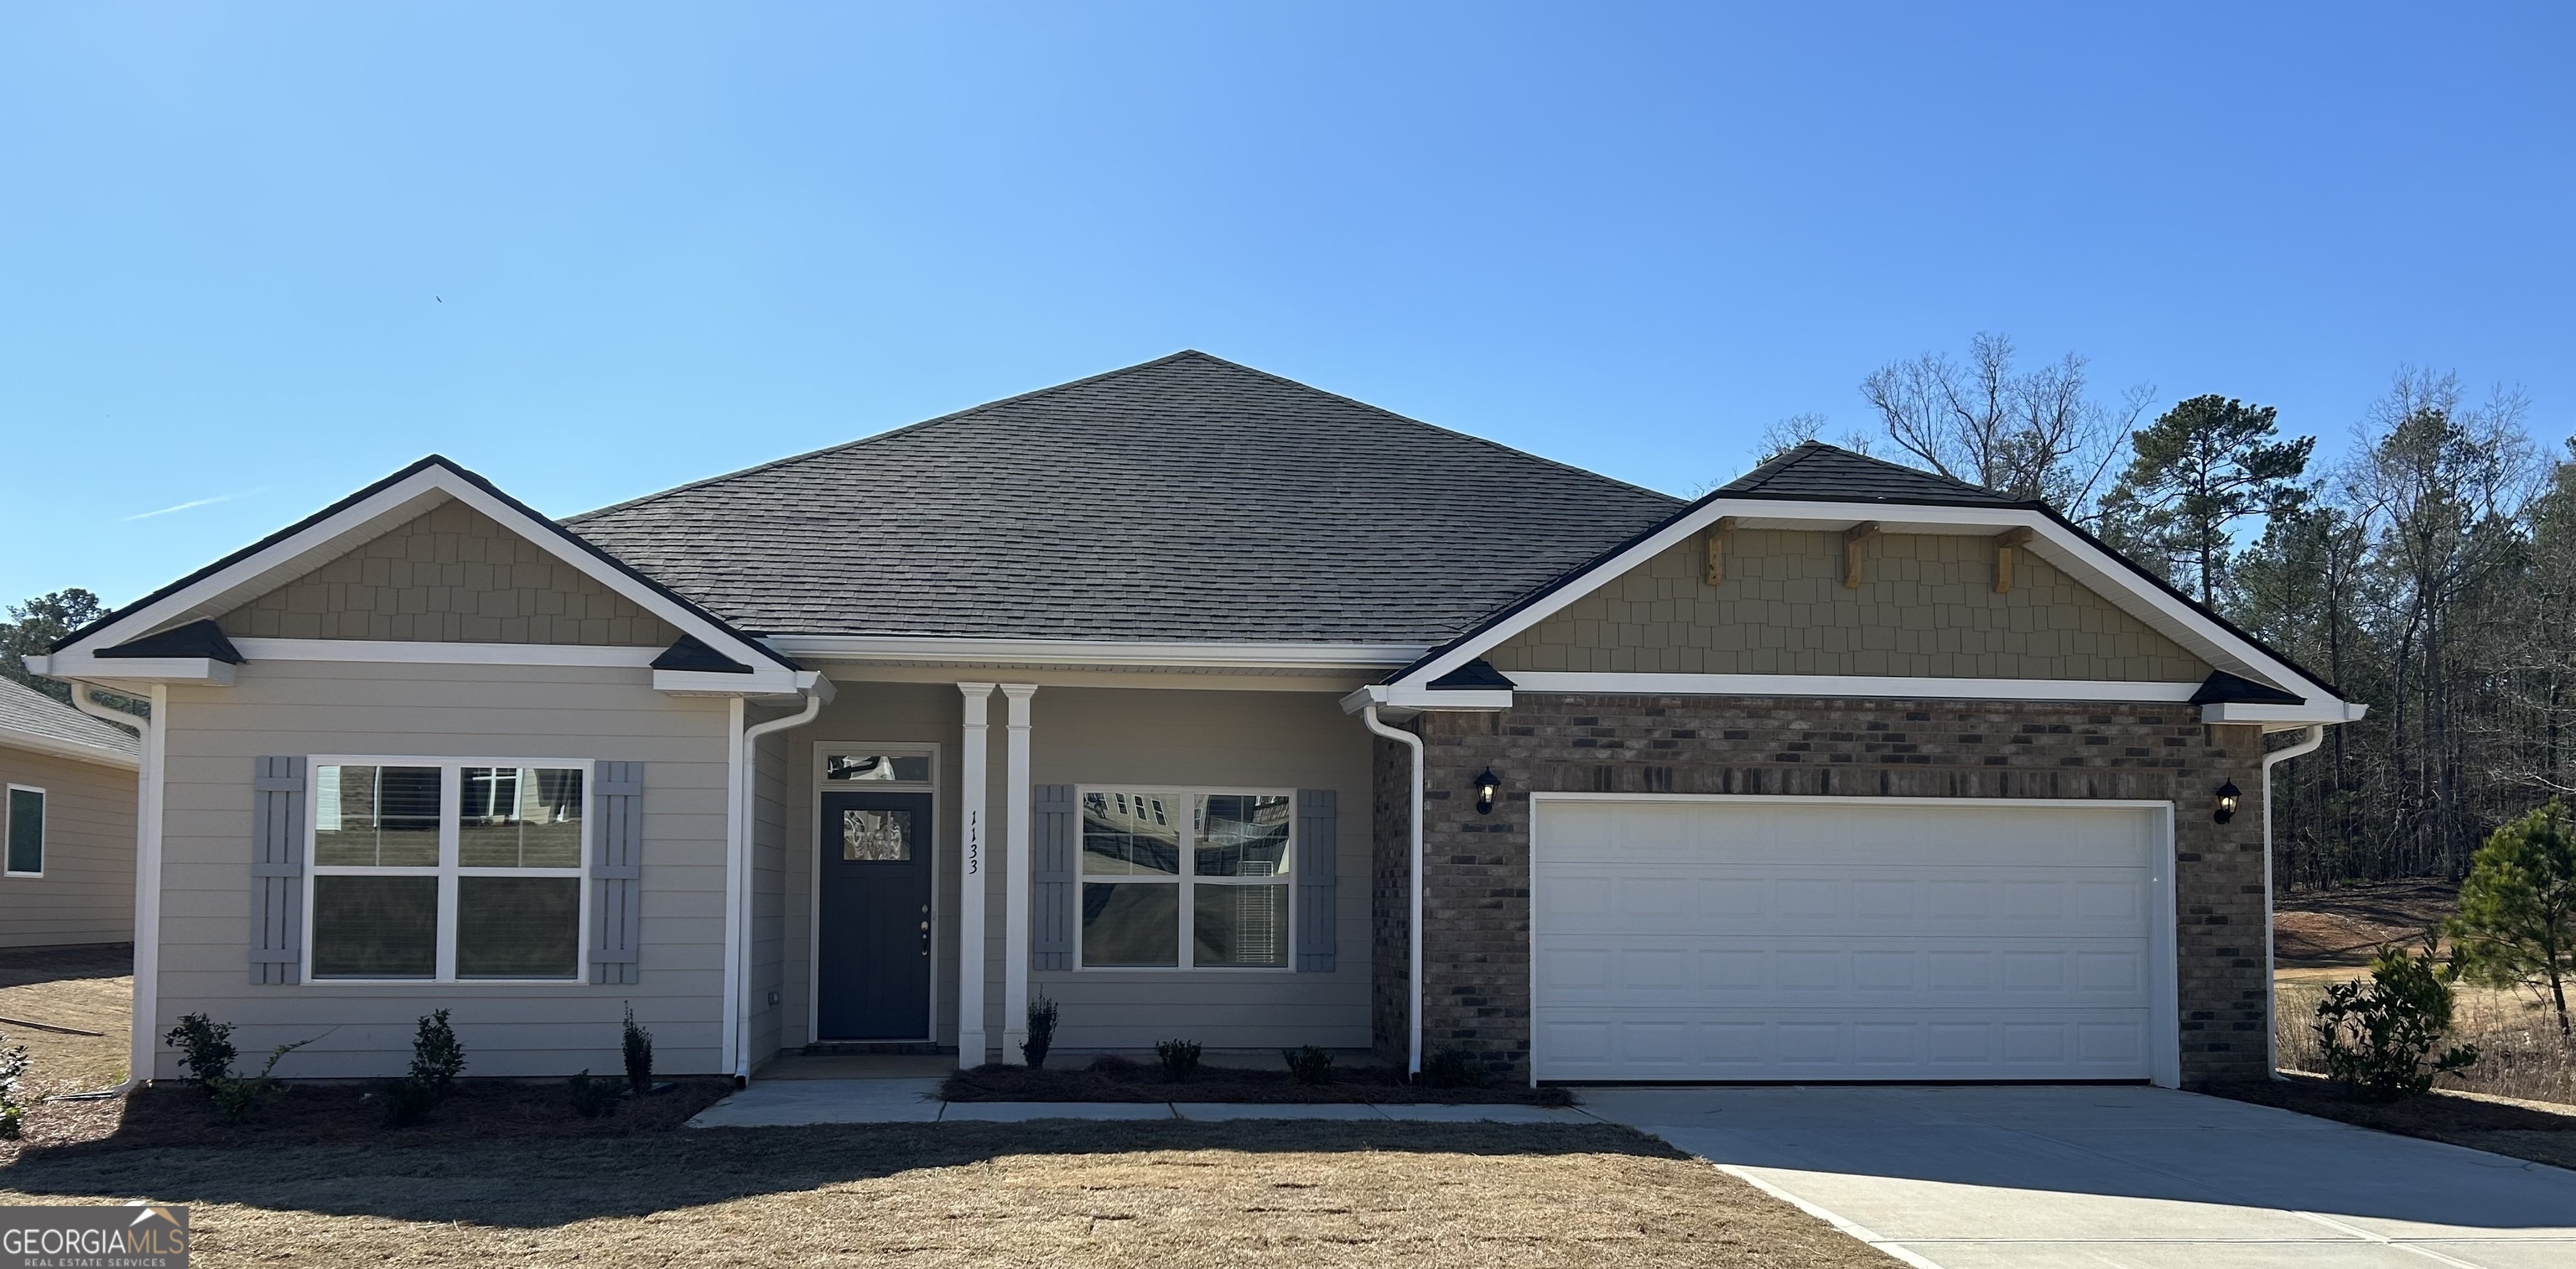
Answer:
[1000,684,1037,1063]
[955,683,996,1068]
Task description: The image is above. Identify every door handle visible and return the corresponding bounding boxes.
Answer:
[920,905,932,956]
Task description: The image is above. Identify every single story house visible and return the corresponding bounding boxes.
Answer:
[31,351,2361,1088]
[0,677,140,947]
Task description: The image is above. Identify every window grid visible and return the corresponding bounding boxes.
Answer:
[304,757,590,984]
[1075,786,1293,972]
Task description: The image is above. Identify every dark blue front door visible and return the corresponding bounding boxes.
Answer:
[818,791,933,1040]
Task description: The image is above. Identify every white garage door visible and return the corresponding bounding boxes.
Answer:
[1532,797,2170,1083]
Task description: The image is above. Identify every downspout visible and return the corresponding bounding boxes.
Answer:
[2262,724,2325,1078]
[733,691,824,1085]
[66,682,154,1085]
[1360,705,1426,1078]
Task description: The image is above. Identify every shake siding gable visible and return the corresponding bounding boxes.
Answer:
[156,661,732,1079]
[215,498,680,647]
[1485,529,2211,681]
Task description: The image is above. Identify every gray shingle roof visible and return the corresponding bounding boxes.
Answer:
[1721,442,2025,506]
[0,678,141,761]
[569,352,1683,644]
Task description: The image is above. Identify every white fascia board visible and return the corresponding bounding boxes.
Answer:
[1401,497,2349,713]
[1504,673,2205,704]
[769,635,1429,671]
[53,465,782,676]
[24,653,235,686]
[231,638,663,668]
[0,729,141,771]
[653,668,829,698]
[1338,684,1515,715]
[2200,700,2370,725]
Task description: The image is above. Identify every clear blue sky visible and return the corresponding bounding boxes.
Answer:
[6,3,2569,608]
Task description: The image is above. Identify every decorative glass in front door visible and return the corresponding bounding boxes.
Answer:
[842,809,913,861]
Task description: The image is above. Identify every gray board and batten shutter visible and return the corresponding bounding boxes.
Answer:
[1031,784,1075,971]
[593,762,644,985]
[1296,788,1336,972]
[251,757,308,984]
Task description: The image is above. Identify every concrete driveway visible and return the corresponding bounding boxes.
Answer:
[1576,1084,2576,1269]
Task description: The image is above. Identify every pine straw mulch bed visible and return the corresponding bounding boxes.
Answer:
[0,943,134,1097]
[0,1076,735,1161]
[943,1056,1576,1105]
[2207,1071,2576,1170]
[0,1119,1895,1268]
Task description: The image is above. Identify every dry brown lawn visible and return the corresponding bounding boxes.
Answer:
[0,944,130,1096]
[0,1120,1895,1268]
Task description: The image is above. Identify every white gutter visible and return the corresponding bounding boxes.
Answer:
[1360,705,1426,1077]
[2261,724,2326,1078]
[64,683,157,1084]
[766,635,1426,671]
[730,690,825,1084]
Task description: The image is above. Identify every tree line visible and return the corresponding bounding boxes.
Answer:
[1778,335,2563,892]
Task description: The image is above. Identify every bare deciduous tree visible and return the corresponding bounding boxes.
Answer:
[1860,332,2153,517]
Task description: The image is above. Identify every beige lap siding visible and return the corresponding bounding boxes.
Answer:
[1377,696,2269,1087]
[1025,688,1372,1054]
[0,746,136,947]
[157,661,734,1079]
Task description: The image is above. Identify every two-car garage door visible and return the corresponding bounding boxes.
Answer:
[1531,797,2172,1084]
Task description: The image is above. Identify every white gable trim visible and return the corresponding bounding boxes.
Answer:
[51,461,787,680]
[1399,497,2352,712]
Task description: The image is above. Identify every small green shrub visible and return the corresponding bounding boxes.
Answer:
[1154,1038,1202,1083]
[408,1009,465,1097]
[2314,943,2480,1101]
[1023,996,1059,1069]
[567,1069,623,1119]
[621,1003,654,1096]
[1420,1048,1487,1089]
[164,1013,236,1087]
[1282,1045,1334,1084]
[380,1076,439,1127]
[207,1039,311,1124]
[0,1042,30,1139]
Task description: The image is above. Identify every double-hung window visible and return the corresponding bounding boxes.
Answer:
[309,759,588,981]
[1078,788,1291,970]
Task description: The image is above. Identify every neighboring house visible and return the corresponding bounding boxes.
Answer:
[27,351,2362,1088]
[0,677,140,947]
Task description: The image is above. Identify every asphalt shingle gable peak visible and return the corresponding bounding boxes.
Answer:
[567,351,1684,645]
[1719,441,2028,506]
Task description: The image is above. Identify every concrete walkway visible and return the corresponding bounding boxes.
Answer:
[685,1078,1594,1128]
[1576,1084,2576,1269]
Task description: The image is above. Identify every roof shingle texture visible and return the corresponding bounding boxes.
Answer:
[0,678,141,759]
[1720,442,2024,506]
[569,352,1682,644]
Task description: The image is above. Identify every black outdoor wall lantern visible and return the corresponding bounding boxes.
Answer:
[2214,780,2241,824]
[1474,767,1501,815]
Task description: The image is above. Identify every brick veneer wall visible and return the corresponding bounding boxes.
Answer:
[1368,694,2271,1087]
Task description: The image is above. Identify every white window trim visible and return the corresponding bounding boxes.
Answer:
[1072,784,1296,974]
[4,784,44,878]
[302,755,594,986]
[807,741,943,1044]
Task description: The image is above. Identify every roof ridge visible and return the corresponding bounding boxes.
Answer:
[565,351,1221,523]
[566,351,1682,522]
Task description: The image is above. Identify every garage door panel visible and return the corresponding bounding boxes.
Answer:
[1532,798,2165,1082]
[1539,866,2149,938]
[1536,1011,2154,1081]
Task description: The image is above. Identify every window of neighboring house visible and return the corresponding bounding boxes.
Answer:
[1078,788,1291,970]
[5,786,43,877]
[309,760,587,981]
